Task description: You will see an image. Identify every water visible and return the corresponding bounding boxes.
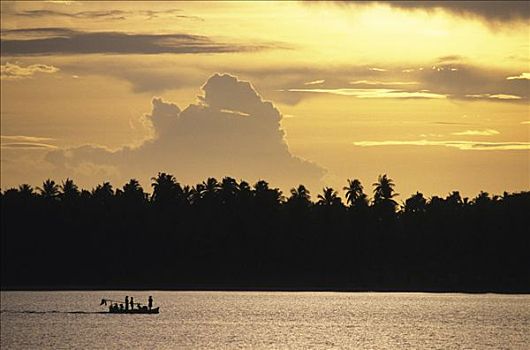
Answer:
[1,291,529,349]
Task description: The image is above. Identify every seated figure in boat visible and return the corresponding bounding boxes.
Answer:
[109,303,118,312]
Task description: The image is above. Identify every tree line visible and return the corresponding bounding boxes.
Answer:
[1,173,529,292]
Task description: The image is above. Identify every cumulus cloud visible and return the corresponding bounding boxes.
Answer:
[45,73,325,190]
[0,62,59,80]
[353,140,530,151]
[0,28,276,56]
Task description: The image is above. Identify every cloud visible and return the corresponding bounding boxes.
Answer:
[15,9,128,20]
[382,1,530,23]
[1,143,58,150]
[466,93,522,100]
[304,79,325,85]
[507,73,530,80]
[0,62,59,80]
[13,8,203,21]
[353,140,530,151]
[45,73,325,190]
[451,129,500,136]
[368,67,387,72]
[350,80,419,86]
[0,28,276,56]
[1,135,57,150]
[327,1,530,23]
[1,135,56,143]
[284,88,446,99]
[521,121,530,125]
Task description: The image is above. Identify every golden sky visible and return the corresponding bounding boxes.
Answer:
[1,1,529,199]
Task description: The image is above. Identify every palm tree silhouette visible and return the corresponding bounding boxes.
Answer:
[60,178,80,201]
[373,174,398,204]
[343,179,368,208]
[317,187,341,206]
[37,179,59,200]
[289,185,311,204]
[220,177,239,205]
[18,184,35,199]
[151,172,183,205]
[254,180,283,208]
[92,182,114,204]
[372,174,398,218]
[200,177,221,201]
[121,179,146,202]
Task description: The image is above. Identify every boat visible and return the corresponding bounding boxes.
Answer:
[108,306,159,314]
[100,298,160,314]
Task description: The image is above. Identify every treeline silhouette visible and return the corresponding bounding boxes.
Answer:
[1,174,529,292]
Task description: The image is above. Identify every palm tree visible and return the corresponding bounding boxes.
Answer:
[121,179,146,202]
[317,187,341,206]
[343,179,368,207]
[290,185,311,202]
[37,179,59,200]
[92,182,114,203]
[373,174,398,204]
[200,177,221,201]
[18,184,35,199]
[151,172,182,205]
[220,177,239,205]
[372,174,398,219]
[254,180,283,208]
[60,178,79,201]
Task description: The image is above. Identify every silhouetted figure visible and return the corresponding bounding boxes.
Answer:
[119,304,124,311]
[130,297,134,310]
[148,296,153,310]
[125,296,129,311]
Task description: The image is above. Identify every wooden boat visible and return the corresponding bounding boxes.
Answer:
[100,298,159,314]
[108,306,159,314]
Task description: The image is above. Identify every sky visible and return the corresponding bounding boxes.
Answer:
[1,1,529,200]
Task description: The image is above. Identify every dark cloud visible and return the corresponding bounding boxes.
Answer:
[0,28,273,56]
[45,74,325,190]
[266,62,529,104]
[16,9,128,20]
[14,9,203,21]
[325,1,529,23]
[383,1,530,23]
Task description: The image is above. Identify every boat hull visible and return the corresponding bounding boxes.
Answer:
[108,307,159,314]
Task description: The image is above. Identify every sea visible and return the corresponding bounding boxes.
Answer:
[1,291,529,349]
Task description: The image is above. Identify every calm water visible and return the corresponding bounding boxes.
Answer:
[1,291,529,349]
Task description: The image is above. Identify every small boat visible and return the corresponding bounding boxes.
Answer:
[108,306,159,314]
[100,298,159,314]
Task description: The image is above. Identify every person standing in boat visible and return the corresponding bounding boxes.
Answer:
[148,296,153,310]
[125,296,129,311]
[130,297,134,310]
